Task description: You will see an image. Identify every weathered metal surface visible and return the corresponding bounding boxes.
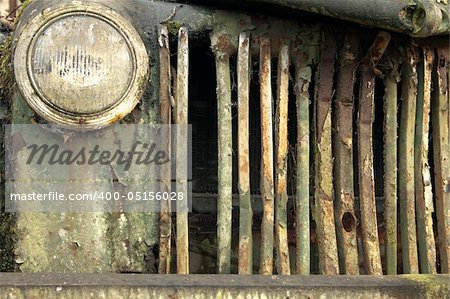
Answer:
[259,35,275,275]
[8,1,161,273]
[294,47,312,276]
[1,273,450,298]
[414,46,437,274]
[357,32,390,275]
[314,29,339,275]
[399,43,420,274]
[5,0,230,275]
[10,87,159,274]
[175,27,189,275]
[158,25,172,274]
[237,32,253,275]
[197,0,450,37]
[333,30,360,275]
[433,46,450,273]
[213,33,233,275]
[4,0,450,278]
[383,52,400,276]
[274,39,290,275]
[0,0,324,272]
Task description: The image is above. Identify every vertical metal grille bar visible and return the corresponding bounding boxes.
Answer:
[415,46,437,274]
[295,51,312,275]
[399,43,419,274]
[383,51,400,275]
[215,34,233,275]
[237,32,253,275]
[8,0,17,18]
[357,32,390,275]
[314,30,339,275]
[333,31,360,275]
[275,39,291,275]
[175,27,189,275]
[158,26,172,274]
[433,47,450,273]
[259,35,275,275]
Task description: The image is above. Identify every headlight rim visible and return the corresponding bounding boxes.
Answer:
[14,1,149,130]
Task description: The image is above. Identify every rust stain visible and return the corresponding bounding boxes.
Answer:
[175,27,189,275]
[238,236,251,274]
[357,32,390,275]
[314,29,339,275]
[275,39,290,275]
[334,30,360,275]
[108,112,127,125]
[363,31,391,70]
[237,32,253,275]
[398,43,419,274]
[259,35,274,275]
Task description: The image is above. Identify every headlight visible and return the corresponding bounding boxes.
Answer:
[14,1,148,129]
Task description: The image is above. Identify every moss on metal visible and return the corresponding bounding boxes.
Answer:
[0,1,33,272]
[0,0,32,105]
[404,274,450,298]
[0,34,15,107]
[0,204,16,272]
[165,20,184,35]
[0,34,15,272]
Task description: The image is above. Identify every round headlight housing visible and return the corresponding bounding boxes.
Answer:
[14,1,149,129]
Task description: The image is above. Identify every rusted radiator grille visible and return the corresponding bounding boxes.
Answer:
[158,26,450,275]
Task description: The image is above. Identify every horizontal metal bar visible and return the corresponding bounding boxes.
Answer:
[190,193,388,213]
[0,274,449,298]
[190,0,449,37]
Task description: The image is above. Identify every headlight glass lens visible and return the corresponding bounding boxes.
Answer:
[30,15,134,115]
